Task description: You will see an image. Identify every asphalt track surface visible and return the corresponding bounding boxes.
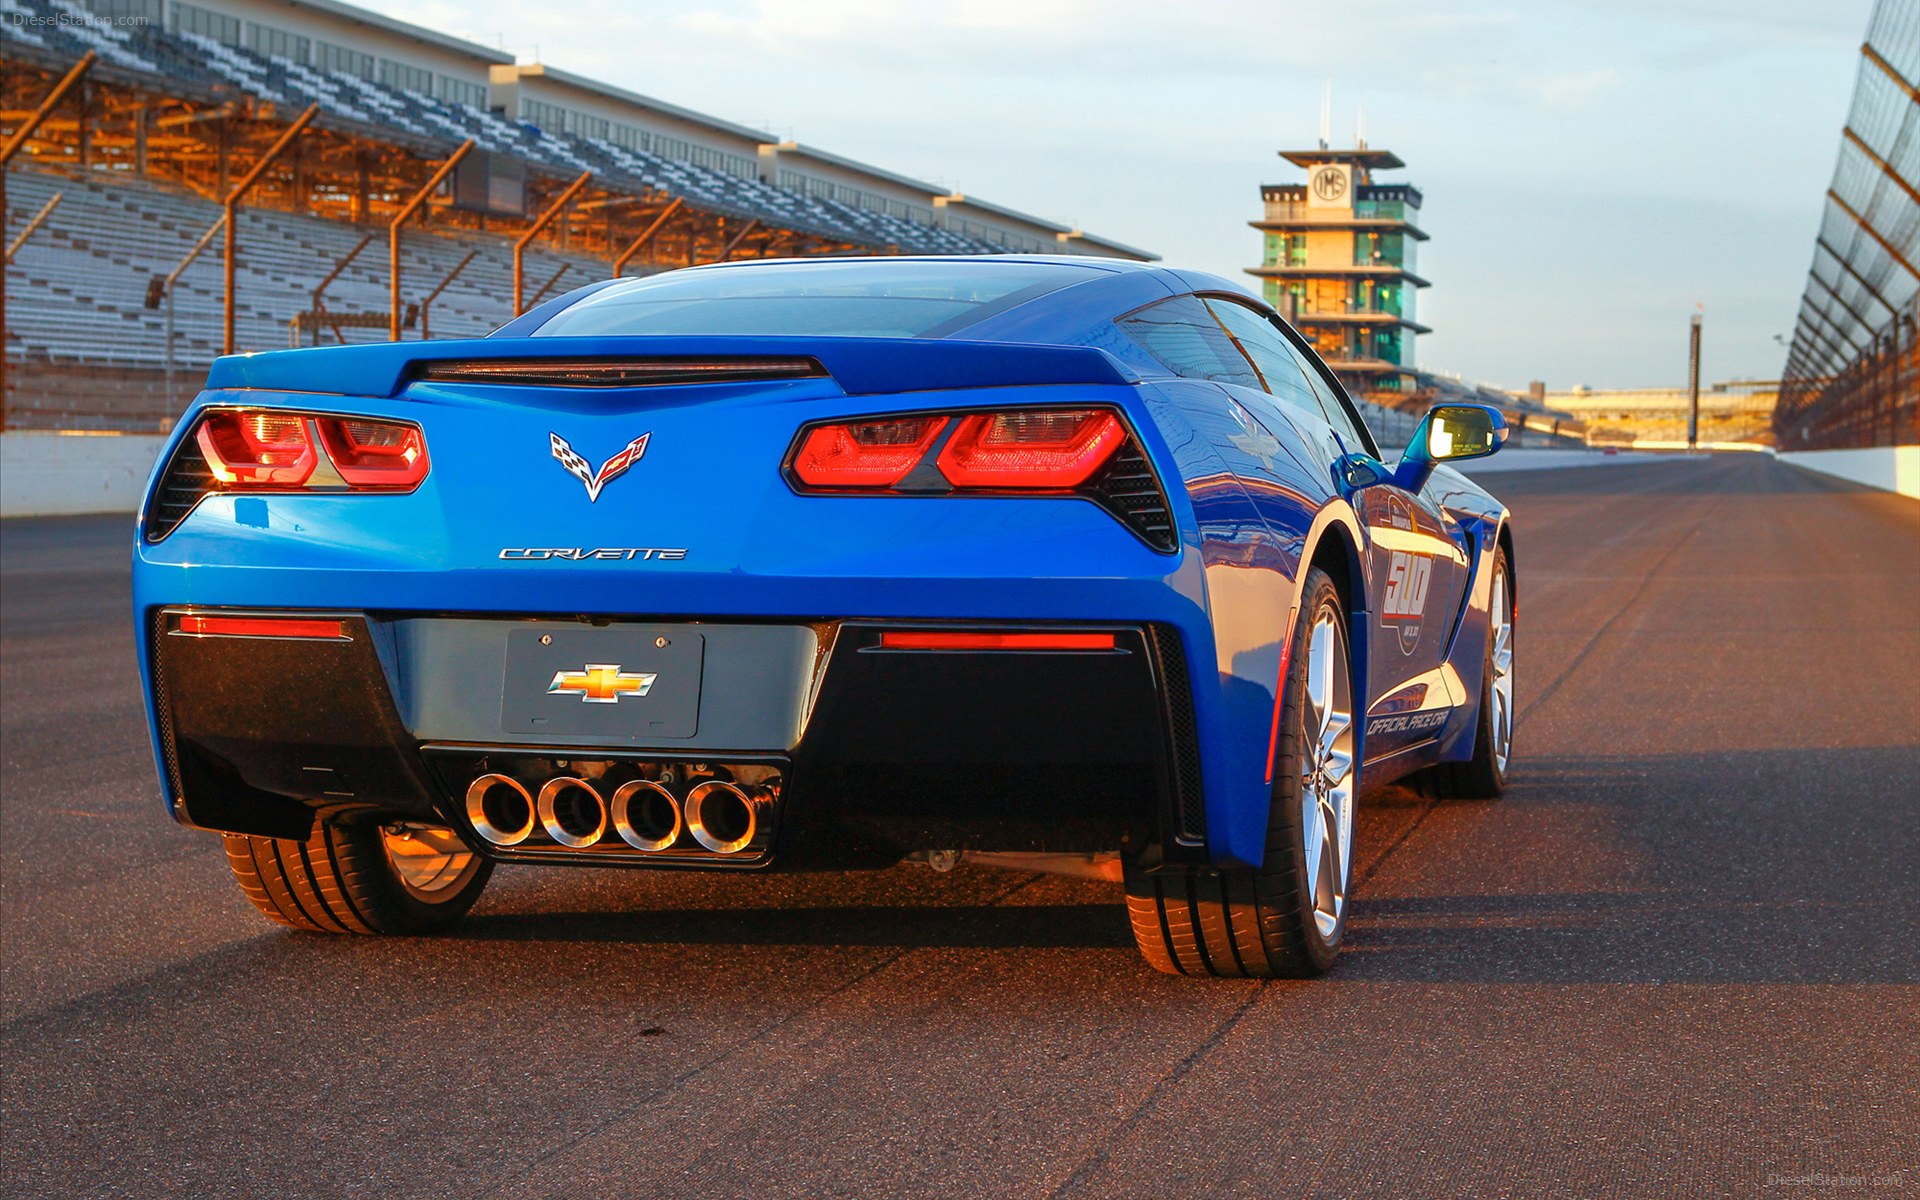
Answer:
[2,454,1916,1198]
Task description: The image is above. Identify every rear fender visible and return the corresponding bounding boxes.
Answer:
[1187,493,1367,869]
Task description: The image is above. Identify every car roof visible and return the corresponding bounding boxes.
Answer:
[506,255,1265,347]
[677,253,1163,276]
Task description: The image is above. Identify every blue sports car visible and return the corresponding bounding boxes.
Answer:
[133,256,1514,977]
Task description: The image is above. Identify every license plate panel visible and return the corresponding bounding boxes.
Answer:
[502,626,704,739]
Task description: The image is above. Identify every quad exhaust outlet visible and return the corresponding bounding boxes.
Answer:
[465,774,536,846]
[611,780,681,852]
[536,777,608,848]
[461,770,777,858]
[684,780,770,855]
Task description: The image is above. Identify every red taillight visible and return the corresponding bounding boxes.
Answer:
[316,417,430,489]
[188,409,429,493]
[935,409,1126,489]
[196,410,317,487]
[877,631,1117,651]
[791,416,948,487]
[779,406,1174,552]
[177,615,347,639]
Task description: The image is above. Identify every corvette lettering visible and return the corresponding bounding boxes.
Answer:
[499,548,688,560]
[551,431,650,502]
[546,663,657,703]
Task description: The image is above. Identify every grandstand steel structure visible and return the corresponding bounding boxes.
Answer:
[1777,0,1920,450]
[1,0,1153,429]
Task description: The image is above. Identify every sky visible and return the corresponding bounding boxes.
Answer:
[365,0,1872,390]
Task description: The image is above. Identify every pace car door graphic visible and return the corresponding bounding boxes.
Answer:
[1355,485,1469,754]
[1381,547,1435,656]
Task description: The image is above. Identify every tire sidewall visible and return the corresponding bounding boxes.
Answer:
[342,820,493,931]
[1268,568,1349,971]
[1482,549,1513,792]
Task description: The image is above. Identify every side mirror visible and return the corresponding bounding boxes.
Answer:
[1393,403,1508,492]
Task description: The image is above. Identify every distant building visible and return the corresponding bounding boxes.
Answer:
[1541,381,1779,445]
[1249,144,1429,398]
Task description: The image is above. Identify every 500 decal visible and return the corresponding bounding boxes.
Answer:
[1382,551,1433,619]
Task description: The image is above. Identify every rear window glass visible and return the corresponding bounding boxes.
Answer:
[529,260,1100,339]
[1115,295,1262,390]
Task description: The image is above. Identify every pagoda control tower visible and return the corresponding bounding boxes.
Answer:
[1248,140,1429,400]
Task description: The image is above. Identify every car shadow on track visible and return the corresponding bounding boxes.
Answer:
[438,774,1443,960]
[1338,746,1920,985]
[437,741,1920,986]
[454,900,1136,950]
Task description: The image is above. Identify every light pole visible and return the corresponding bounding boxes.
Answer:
[1687,312,1703,451]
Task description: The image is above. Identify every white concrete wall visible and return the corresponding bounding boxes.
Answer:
[1452,448,1696,474]
[1,432,167,517]
[1778,447,1920,499]
[7,432,1909,519]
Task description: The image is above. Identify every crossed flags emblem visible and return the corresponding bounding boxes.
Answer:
[550,432,651,502]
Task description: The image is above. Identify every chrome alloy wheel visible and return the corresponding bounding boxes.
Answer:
[1489,564,1514,775]
[1300,607,1356,940]
[380,823,479,896]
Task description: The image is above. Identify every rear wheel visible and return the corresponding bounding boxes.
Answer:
[223,819,491,934]
[1125,567,1356,977]
[1419,544,1513,799]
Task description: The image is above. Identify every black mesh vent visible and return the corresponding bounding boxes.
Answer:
[144,434,215,542]
[1151,624,1206,844]
[149,609,185,806]
[1085,440,1177,552]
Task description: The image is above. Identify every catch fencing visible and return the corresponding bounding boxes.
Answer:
[1776,0,1920,449]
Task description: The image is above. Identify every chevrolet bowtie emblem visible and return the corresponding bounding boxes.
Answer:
[546,663,657,703]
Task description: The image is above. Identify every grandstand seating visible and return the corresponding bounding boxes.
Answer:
[3,0,1009,255]
[6,168,609,364]
[4,168,624,425]
[4,1,1441,443]
[1,0,1125,429]
[4,167,1429,439]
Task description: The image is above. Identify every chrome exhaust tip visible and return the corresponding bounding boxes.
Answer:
[536,777,608,848]
[465,774,536,846]
[684,780,770,855]
[610,779,683,852]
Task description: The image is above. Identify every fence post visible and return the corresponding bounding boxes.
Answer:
[514,172,591,315]
[222,104,319,355]
[388,140,474,341]
[0,51,96,429]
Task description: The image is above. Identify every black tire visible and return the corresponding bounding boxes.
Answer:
[1125,567,1353,978]
[1418,544,1513,800]
[223,819,491,935]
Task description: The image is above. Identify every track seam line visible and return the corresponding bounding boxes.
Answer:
[1357,794,1441,886]
[1348,461,1729,927]
[469,871,1050,1200]
[1045,982,1267,1200]
[1513,471,1728,737]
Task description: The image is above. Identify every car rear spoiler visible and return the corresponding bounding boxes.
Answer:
[202,336,1140,398]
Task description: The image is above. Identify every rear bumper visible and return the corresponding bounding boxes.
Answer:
[146,609,1202,868]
